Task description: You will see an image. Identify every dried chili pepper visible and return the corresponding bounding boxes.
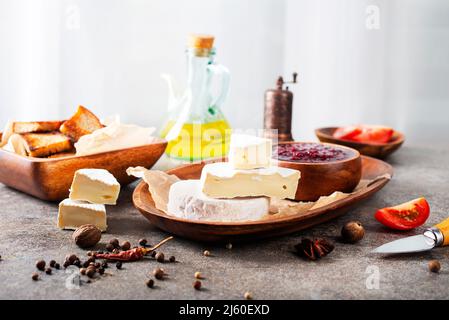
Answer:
[94,236,173,262]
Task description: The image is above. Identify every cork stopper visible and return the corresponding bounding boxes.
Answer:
[188,34,215,50]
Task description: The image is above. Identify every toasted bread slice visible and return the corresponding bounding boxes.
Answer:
[12,121,64,134]
[60,106,103,141]
[18,132,73,158]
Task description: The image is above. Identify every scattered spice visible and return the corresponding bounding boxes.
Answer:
[109,238,120,248]
[153,268,164,280]
[86,268,96,278]
[95,236,173,262]
[151,251,157,257]
[36,260,46,271]
[146,279,154,288]
[429,260,441,273]
[49,260,56,268]
[66,254,78,264]
[72,224,102,248]
[54,263,60,270]
[193,280,202,290]
[294,238,334,260]
[31,273,39,281]
[112,248,120,254]
[45,268,52,275]
[194,272,202,279]
[155,252,165,263]
[63,260,71,268]
[169,256,176,263]
[80,268,87,275]
[116,261,123,269]
[101,261,108,269]
[73,259,81,267]
[341,221,365,243]
[121,241,131,251]
[226,243,233,250]
[244,291,253,300]
[106,243,114,252]
[139,238,148,246]
[203,250,211,257]
[98,268,105,275]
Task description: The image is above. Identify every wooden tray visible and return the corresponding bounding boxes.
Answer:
[0,137,167,201]
[315,127,405,159]
[133,156,393,242]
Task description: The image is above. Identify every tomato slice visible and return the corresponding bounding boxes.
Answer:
[333,126,362,140]
[375,197,430,230]
[352,125,394,144]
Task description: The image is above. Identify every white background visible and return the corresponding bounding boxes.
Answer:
[0,0,448,147]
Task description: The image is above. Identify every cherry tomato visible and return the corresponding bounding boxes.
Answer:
[352,125,394,144]
[333,126,362,140]
[375,197,430,230]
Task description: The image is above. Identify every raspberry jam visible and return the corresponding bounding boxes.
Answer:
[274,143,353,163]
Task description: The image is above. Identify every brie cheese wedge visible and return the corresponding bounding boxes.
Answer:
[200,162,300,199]
[69,169,120,205]
[57,199,107,231]
[228,134,272,169]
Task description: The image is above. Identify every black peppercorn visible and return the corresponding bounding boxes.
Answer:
[106,243,114,252]
[82,261,90,268]
[146,279,154,288]
[73,259,81,267]
[36,260,46,271]
[31,273,39,281]
[63,260,71,268]
[429,260,441,273]
[193,280,202,290]
[169,256,176,263]
[151,251,157,257]
[139,238,148,246]
[49,260,56,268]
[116,261,122,269]
[155,252,165,263]
[101,261,108,269]
[98,268,105,275]
[66,254,78,264]
[86,268,96,278]
[45,268,52,275]
[121,241,131,251]
[153,268,164,280]
[54,263,60,270]
[341,221,365,244]
[109,238,120,248]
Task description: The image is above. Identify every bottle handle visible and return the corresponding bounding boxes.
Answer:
[208,64,230,109]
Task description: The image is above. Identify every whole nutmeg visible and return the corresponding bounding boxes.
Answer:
[428,260,441,273]
[341,221,365,244]
[72,225,102,248]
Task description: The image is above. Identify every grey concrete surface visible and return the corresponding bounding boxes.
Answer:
[0,146,448,300]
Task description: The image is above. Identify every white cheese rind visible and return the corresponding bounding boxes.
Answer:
[69,169,120,205]
[57,199,107,231]
[200,162,300,199]
[228,134,272,169]
[167,180,270,222]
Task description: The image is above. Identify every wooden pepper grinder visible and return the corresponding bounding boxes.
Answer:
[263,72,298,142]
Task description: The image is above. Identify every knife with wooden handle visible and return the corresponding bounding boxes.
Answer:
[373,217,449,254]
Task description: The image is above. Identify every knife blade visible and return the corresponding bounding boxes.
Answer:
[373,216,449,254]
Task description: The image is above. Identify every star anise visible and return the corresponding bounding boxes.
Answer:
[294,238,334,261]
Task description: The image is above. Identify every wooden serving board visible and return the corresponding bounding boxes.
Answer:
[133,156,393,242]
[0,137,167,201]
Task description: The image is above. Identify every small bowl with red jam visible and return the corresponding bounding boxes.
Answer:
[273,142,362,201]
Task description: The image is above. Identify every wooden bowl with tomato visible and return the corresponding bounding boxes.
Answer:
[315,125,405,159]
[274,142,362,202]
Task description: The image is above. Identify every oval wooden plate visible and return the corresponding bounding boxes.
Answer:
[133,156,393,242]
[315,127,405,159]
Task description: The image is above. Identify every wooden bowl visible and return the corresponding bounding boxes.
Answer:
[0,137,167,201]
[275,142,362,202]
[315,127,405,159]
[133,156,392,242]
